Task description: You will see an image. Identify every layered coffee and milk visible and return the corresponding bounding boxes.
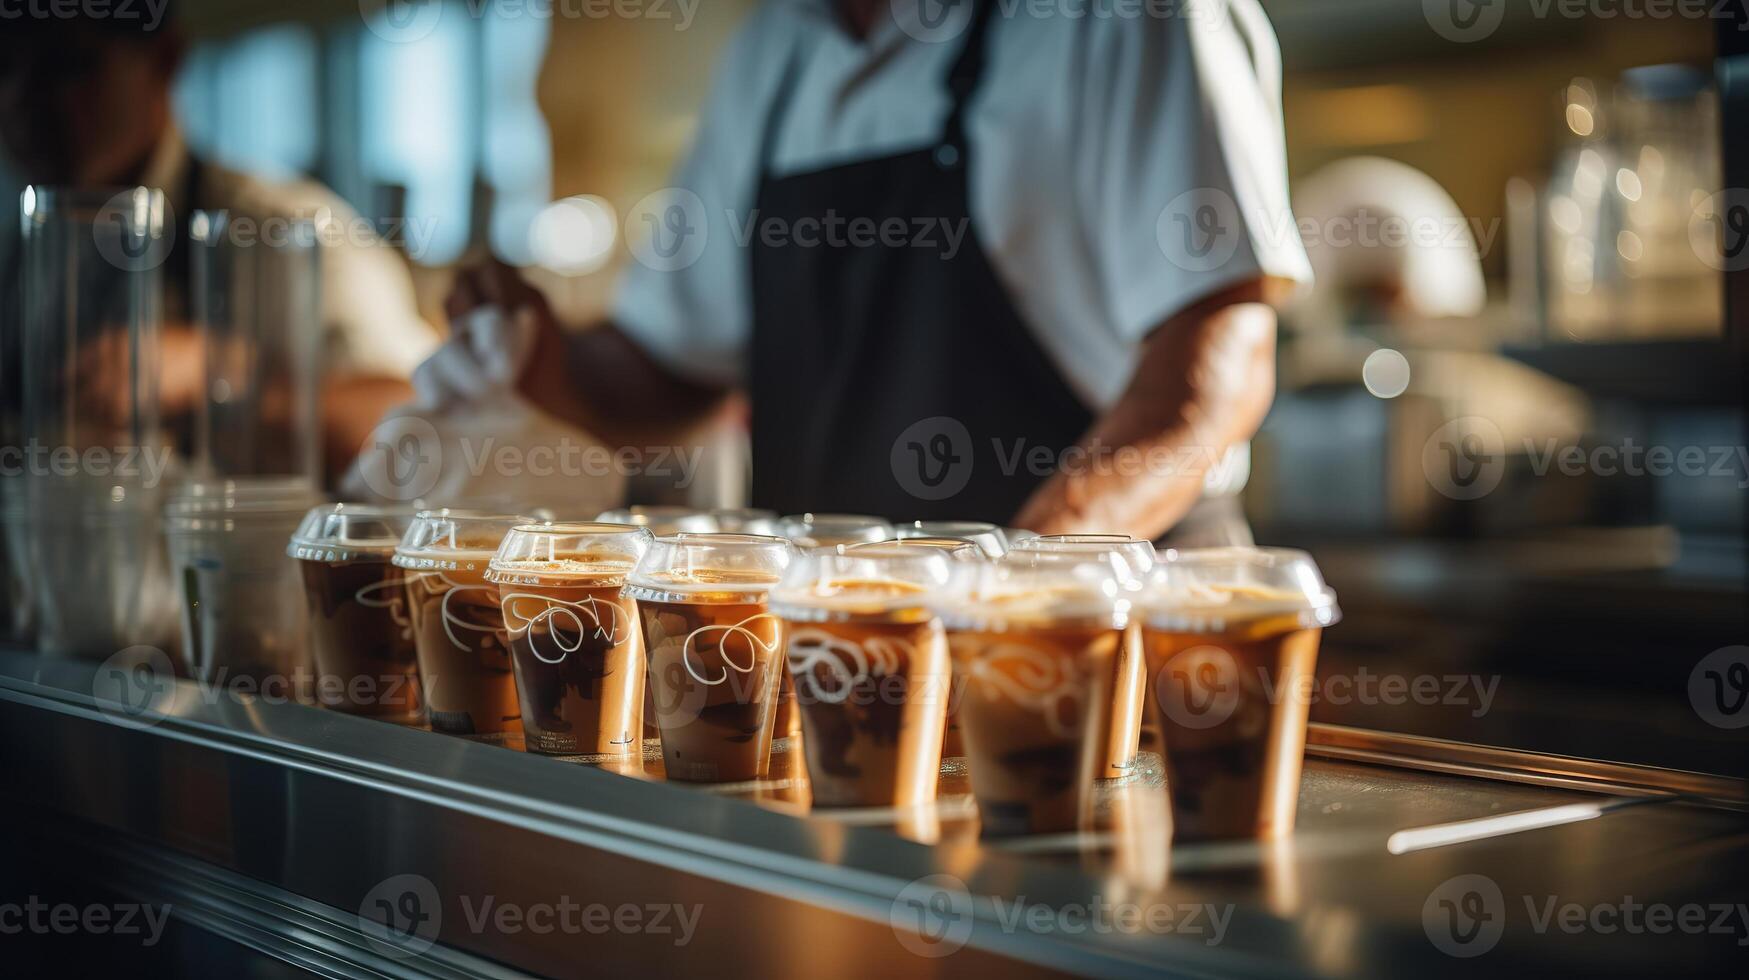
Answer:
[626,534,795,783]
[933,557,1144,837]
[770,546,954,808]
[394,512,531,741]
[488,523,653,758]
[289,504,423,721]
[1140,549,1341,841]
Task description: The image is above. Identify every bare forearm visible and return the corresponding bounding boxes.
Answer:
[521,322,730,449]
[322,376,414,486]
[1013,281,1279,538]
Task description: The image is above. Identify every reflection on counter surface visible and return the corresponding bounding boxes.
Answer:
[4,648,1746,978]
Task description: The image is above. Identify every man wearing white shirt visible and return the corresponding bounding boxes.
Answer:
[0,9,438,480]
[449,0,1310,536]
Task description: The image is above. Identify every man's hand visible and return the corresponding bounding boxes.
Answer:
[441,260,729,449]
[1013,278,1282,538]
[442,260,578,420]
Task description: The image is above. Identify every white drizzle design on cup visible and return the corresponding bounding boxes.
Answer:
[411,571,505,651]
[970,642,1086,738]
[786,628,909,705]
[682,614,781,686]
[500,592,628,665]
[356,577,413,639]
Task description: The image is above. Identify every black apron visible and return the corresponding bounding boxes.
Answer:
[748,0,1092,523]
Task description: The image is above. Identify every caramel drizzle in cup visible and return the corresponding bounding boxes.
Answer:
[356,577,413,639]
[785,628,909,705]
[500,592,629,664]
[412,571,503,651]
[682,614,781,686]
[971,642,1087,738]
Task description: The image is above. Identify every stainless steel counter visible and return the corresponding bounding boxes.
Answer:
[2,649,1744,978]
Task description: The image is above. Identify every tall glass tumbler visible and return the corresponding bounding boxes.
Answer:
[20,186,180,658]
[189,211,320,482]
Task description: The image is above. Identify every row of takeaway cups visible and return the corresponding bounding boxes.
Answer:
[282,504,1340,843]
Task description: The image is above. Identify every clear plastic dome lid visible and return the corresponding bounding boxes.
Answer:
[930,547,1144,631]
[1008,533,1157,580]
[392,511,540,571]
[1141,547,1340,633]
[844,537,985,561]
[708,508,777,532]
[769,543,955,622]
[771,513,894,548]
[484,522,653,585]
[894,520,1008,557]
[287,503,420,561]
[623,532,795,604]
[595,506,717,536]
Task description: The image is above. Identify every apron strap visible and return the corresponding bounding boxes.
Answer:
[938,0,1000,161]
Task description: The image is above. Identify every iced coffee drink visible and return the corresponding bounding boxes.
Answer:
[1140,548,1340,841]
[626,534,795,782]
[770,544,954,807]
[394,511,534,741]
[288,504,422,721]
[487,523,654,758]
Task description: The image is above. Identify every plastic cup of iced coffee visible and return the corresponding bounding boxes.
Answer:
[931,549,1145,837]
[393,511,537,743]
[1139,547,1341,841]
[1009,534,1157,778]
[485,522,654,758]
[624,533,795,782]
[287,503,423,721]
[769,544,954,807]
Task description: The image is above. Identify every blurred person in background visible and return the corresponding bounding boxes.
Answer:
[434,0,1312,539]
[0,4,438,481]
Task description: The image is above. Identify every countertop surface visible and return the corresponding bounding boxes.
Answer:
[4,648,1747,977]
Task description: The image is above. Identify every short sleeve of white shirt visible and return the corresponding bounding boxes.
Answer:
[1063,1,1311,344]
[612,0,1311,406]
